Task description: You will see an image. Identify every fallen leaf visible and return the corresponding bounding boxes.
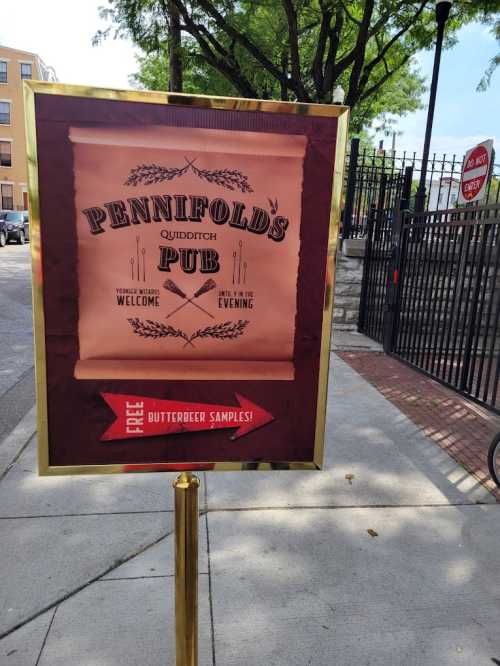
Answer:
[367,528,378,537]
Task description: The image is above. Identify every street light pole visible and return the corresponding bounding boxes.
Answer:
[414,0,454,212]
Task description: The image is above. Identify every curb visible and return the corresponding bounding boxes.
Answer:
[0,405,36,479]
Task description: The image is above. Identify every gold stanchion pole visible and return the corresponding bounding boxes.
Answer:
[173,471,200,666]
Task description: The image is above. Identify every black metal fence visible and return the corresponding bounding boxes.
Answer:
[358,168,412,342]
[392,204,500,413]
[359,202,500,414]
[346,136,500,413]
[343,138,500,240]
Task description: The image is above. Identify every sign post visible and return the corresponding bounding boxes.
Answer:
[24,82,348,664]
[174,472,200,666]
[458,139,494,205]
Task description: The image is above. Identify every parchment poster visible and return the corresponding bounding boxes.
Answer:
[71,125,305,381]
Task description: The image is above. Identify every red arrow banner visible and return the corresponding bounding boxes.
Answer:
[100,392,274,442]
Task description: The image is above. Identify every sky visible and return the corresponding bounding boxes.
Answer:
[1,0,498,159]
[377,21,500,157]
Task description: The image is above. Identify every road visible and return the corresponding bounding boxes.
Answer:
[0,244,35,442]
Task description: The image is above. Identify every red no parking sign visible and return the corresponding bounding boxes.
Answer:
[458,139,494,204]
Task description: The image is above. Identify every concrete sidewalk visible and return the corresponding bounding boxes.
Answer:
[1,354,500,665]
[339,351,500,499]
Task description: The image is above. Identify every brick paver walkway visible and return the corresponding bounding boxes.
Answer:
[338,351,500,500]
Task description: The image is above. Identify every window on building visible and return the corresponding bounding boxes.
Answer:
[1,184,13,209]
[20,63,32,80]
[0,102,10,125]
[0,141,11,167]
[0,61,7,83]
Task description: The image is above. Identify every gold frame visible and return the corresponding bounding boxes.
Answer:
[24,80,349,476]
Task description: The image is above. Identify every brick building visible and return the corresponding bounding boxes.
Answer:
[0,45,56,211]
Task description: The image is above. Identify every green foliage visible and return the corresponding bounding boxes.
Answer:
[478,17,500,90]
[96,0,500,132]
[130,46,235,96]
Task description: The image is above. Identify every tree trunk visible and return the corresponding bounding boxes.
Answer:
[168,0,183,92]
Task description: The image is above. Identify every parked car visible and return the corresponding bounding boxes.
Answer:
[0,211,8,247]
[3,211,29,244]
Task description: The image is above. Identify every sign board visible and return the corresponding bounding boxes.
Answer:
[458,139,494,204]
[24,82,348,475]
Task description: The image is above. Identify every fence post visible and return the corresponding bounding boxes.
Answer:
[342,137,360,241]
[459,221,489,392]
[383,209,404,353]
[376,173,388,217]
[358,203,376,333]
[400,166,413,211]
[383,167,413,353]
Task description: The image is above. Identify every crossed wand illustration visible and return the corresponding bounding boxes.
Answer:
[164,279,216,319]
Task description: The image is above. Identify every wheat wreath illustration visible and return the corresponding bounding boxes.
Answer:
[125,157,253,193]
[128,318,249,349]
[127,277,249,347]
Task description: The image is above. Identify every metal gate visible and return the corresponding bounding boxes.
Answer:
[358,168,413,343]
[391,204,500,413]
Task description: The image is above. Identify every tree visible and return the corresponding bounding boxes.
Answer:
[478,16,500,91]
[95,0,500,132]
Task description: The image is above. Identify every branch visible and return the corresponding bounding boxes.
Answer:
[359,53,413,102]
[312,1,333,97]
[345,0,374,106]
[196,21,231,59]
[477,53,500,91]
[194,0,288,86]
[339,0,361,26]
[170,0,258,98]
[298,19,321,36]
[358,1,427,94]
[333,0,411,77]
[374,35,391,76]
[367,0,423,41]
[179,0,313,100]
[281,0,310,101]
[160,0,183,92]
[323,7,344,99]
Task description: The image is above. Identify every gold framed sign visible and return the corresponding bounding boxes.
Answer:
[24,81,348,475]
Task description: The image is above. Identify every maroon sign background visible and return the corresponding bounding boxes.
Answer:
[34,92,340,470]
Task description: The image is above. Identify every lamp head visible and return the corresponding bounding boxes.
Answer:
[332,85,345,104]
[436,0,453,23]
